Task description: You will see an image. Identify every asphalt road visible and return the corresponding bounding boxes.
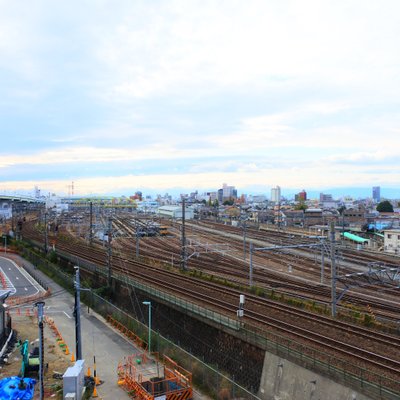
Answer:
[0,255,42,297]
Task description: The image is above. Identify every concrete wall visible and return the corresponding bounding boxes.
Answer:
[258,352,372,400]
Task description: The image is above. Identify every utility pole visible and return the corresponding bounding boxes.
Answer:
[143,301,152,353]
[181,197,187,270]
[107,217,113,287]
[74,266,82,360]
[44,211,48,253]
[320,238,325,284]
[330,222,337,317]
[11,202,15,234]
[89,201,93,246]
[341,211,345,246]
[35,301,45,400]
[243,221,247,261]
[249,242,253,287]
[136,226,140,258]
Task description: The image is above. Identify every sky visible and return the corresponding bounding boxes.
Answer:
[1,1,400,198]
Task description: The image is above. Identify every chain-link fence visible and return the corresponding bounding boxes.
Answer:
[86,290,260,400]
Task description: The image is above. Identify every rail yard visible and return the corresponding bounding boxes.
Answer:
[16,206,400,398]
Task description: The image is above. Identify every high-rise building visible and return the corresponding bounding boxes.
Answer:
[372,186,381,203]
[271,186,281,203]
[218,183,237,203]
[295,190,307,202]
[319,193,333,202]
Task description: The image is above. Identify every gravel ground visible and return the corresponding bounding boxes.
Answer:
[0,314,71,399]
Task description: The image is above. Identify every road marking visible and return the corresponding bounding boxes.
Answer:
[24,288,28,291]
[63,311,72,319]
[0,266,16,295]
[16,277,19,280]
[15,262,42,294]
[0,256,41,296]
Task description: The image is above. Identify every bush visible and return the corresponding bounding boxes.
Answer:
[47,250,58,263]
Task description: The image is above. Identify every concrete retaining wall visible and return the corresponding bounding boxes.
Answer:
[258,351,372,400]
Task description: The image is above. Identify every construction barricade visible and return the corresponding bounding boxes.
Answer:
[118,352,192,400]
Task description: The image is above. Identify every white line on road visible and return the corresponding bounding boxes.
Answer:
[63,311,72,319]
[0,266,16,295]
[0,256,41,295]
[16,261,41,294]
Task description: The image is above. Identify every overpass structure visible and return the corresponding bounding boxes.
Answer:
[0,194,45,203]
[0,194,44,228]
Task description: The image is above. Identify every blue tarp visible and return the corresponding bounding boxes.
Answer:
[368,222,392,230]
[0,376,36,400]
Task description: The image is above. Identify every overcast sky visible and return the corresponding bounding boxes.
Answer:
[1,1,399,197]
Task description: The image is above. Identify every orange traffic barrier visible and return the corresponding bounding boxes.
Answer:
[0,272,7,289]
[71,353,75,363]
[87,366,91,376]
[92,385,98,398]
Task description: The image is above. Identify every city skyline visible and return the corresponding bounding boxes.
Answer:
[1,1,400,196]
[2,184,400,203]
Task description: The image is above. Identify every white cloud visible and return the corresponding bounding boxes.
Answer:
[326,151,400,165]
[1,1,400,195]
[88,1,400,100]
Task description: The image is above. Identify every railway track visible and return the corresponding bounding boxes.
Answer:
[21,221,400,389]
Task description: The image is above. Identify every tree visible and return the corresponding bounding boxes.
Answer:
[376,200,394,213]
[294,201,307,211]
[338,205,346,215]
[223,199,234,206]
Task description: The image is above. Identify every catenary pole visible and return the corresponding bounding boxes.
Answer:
[330,222,337,317]
[74,266,82,360]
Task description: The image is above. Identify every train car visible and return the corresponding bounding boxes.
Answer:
[159,225,169,236]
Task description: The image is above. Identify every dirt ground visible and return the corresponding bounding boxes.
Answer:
[0,314,72,399]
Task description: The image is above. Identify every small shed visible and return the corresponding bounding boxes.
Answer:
[342,232,370,245]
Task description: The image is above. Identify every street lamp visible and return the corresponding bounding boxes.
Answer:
[143,301,152,354]
[2,235,6,254]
